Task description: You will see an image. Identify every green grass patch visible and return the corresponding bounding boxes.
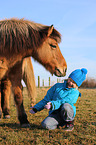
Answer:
[0,88,96,145]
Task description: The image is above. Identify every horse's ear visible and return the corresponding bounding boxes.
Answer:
[47,25,54,37]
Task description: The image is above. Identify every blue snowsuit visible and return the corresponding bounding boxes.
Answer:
[34,80,80,117]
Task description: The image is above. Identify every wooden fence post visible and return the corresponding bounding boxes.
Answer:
[49,77,50,87]
[38,76,40,88]
[42,79,44,87]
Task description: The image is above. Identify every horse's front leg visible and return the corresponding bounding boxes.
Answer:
[9,62,30,127]
[1,78,11,119]
[12,85,30,127]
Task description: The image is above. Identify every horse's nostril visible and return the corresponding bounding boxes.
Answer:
[65,68,67,73]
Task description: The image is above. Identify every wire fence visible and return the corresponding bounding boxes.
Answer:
[22,76,96,88]
[36,76,64,87]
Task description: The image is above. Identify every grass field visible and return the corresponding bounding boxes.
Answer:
[0,88,96,145]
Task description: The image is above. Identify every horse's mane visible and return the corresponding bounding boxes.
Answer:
[0,18,61,53]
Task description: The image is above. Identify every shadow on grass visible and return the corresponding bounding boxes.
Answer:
[0,122,43,130]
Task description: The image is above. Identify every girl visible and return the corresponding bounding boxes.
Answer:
[29,68,87,131]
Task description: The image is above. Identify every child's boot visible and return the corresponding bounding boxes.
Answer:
[63,120,74,131]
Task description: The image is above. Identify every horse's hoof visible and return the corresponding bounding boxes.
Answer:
[3,115,10,119]
[21,123,31,128]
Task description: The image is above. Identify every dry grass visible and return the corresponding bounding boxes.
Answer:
[0,88,96,145]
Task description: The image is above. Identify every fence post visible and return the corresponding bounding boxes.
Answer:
[57,78,61,83]
[49,77,50,87]
[42,79,44,87]
[38,76,40,88]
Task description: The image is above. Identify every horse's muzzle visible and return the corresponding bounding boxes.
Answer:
[54,67,67,77]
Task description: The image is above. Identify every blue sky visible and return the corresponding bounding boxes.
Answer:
[0,0,96,86]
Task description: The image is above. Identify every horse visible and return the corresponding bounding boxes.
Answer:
[0,18,67,127]
[0,57,37,119]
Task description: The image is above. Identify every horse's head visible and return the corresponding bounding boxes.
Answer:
[33,25,67,77]
[0,18,67,77]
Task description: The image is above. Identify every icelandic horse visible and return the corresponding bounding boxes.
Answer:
[1,57,37,119]
[0,18,67,127]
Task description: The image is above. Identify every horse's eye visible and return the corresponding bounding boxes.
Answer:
[50,44,56,49]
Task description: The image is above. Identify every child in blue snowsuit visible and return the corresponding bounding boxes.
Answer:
[29,68,87,131]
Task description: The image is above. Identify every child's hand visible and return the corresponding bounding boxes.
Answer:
[29,107,36,114]
[44,102,52,110]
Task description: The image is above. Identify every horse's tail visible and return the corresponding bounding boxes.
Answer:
[22,57,37,106]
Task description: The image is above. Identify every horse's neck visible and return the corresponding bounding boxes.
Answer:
[22,48,33,58]
[0,48,33,69]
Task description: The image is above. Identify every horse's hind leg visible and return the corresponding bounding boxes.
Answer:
[1,78,11,119]
[0,93,2,120]
[0,82,2,120]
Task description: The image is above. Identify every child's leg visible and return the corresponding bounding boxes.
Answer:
[61,103,74,121]
[60,103,74,131]
[41,111,61,130]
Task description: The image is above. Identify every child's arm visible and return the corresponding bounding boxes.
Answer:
[29,107,37,114]
[29,84,56,113]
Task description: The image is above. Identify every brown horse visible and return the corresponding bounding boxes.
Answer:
[1,57,37,119]
[0,18,67,127]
